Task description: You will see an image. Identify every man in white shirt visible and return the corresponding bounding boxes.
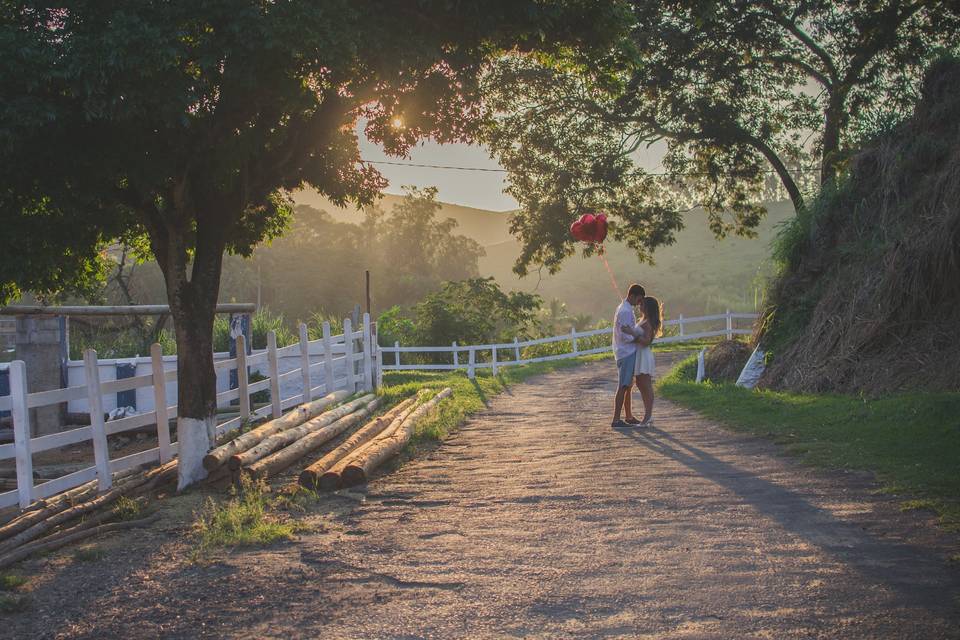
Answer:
[612,283,645,428]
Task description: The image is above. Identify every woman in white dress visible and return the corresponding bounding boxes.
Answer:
[621,296,663,426]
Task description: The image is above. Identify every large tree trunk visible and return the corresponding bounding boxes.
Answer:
[820,92,847,185]
[150,209,227,490]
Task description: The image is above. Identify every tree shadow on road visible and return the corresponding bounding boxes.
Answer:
[615,424,960,615]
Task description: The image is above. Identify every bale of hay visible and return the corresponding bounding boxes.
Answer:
[703,340,751,383]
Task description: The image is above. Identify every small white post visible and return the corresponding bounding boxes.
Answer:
[452,342,459,367]
[236,334,250,422]
[267,330,282,419]
[571,326,579,354]
[726,309,733,340]
[299,323,312,404]
[362,313,373,392]
[513,337,521,362]
[150,343,172,464]
[375,346,384,388]
[468,348,476,379]
[491,346,498,376]
[343,318,356,392]
[10,360,34,509]
[322,322,335,393]
[83,350,112,492]
[394,340,401,368]
[679,314,685,337]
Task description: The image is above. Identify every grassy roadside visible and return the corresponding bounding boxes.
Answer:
[659,356,960,529]
[380,354,604,448]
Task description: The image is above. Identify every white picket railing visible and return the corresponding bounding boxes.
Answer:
[0,314,379,511]
[378,310,757,379]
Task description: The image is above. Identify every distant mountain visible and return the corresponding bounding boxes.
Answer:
[292,188,794,319]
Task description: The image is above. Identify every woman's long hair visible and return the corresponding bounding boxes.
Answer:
[643,296,663,338]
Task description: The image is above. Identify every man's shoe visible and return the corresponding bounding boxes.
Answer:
[611,419,631,429]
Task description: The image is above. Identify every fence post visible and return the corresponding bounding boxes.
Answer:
[726,309,733,340]
[678,314,685,337]
[10,360,34,509]
[322,322,335,394]
[150,343,172,464]
[299,323,312,404]
[491,346,498,376]
[452,342,459,367]
[571,327,579,354]
[468,348,476,379]
[343,318,356,392]
[362,313,373,392]
[236,334,250,422]
[83,349,112,492]
[513,337,521,362]
[267,330,282,419]
[376,346,384,388]
[394,341,401,368]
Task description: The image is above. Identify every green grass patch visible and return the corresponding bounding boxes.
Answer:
[659,356,960,529]
[0,574,26,592]
[192,477,303,559]
[112,496,145,521]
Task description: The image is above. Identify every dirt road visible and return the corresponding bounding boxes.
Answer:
[8,359,960,639]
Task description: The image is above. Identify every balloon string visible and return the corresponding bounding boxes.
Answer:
[598,247,621,299]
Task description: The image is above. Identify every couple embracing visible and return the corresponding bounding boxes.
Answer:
[611,283,663,429]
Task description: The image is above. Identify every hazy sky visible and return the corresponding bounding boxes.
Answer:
[357,131,667,212]
[357,135,517,211]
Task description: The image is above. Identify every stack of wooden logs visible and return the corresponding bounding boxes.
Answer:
[0,386,453,568]
[300,387,453,491]
[0,461,175,569]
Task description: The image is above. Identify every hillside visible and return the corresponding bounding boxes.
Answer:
[760,58,960,394]
[292,189,794,319]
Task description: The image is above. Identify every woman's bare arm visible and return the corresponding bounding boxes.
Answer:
[632,324,653,347]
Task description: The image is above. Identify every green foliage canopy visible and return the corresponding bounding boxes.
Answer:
[483,0,959,276]
[378,277,541,348]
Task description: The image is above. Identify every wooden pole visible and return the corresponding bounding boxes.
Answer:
[340,388,452,487]
[83,350,112,492]
[9,360,33,509]
[202,389,350,471]
[298,323,311,405]
[228,394,376,470]
[365,270,371,317]
[267,330,282,419]
[236,334,250,422]
[322,322,335,394]
[246,399,382,480]
[362,313,373,392]
[343,318,355,392]
[299,397,416,490]
[150,343,172,464]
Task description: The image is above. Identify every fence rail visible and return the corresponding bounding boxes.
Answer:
[378,310,757,379]
[0,314,379,511]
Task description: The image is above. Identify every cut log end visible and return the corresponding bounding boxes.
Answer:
[340,466,367,488]
[318,472,341,492]
[298,469,320,490]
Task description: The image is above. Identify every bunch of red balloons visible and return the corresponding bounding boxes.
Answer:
[569,212,608,244]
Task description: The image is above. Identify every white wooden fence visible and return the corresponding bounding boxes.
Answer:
[0,314,379,511]
[378,310,757,379]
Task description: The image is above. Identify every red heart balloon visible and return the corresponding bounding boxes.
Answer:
[570,220,587,242]
[593,213,608,243]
